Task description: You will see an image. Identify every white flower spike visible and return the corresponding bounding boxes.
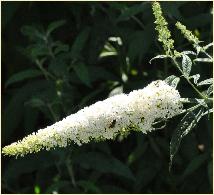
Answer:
[2,80,182,157]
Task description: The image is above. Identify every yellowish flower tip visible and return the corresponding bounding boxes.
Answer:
[2,134,44,157]
[175,22,200,45]
[151,1,176,56]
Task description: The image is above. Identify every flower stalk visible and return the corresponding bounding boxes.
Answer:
[175,22,200,45]
[152,2,176,56]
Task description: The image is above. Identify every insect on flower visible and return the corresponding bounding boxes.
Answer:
[108,119,116,128]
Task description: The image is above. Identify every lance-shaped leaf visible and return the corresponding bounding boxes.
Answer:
[71,27,90,59]
[197,78,213,86]
[182,54,192,77]
[181,51,196,56]
[5,69,42,88]
[194,58,213,63]
[182,153,208,179]
[169,106,204,170]
[203,42,213,51]
[149,55,169,64]
[46,20,66,36]
[73,62,91,87]
[164,75,180,88]
[206,84,213,96]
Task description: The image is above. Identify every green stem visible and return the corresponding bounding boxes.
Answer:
[175,104,201,117]
[172,57,206,99]
[44,36,56,59]
[202,51,213,61]
[36,59,56,80]
[195,44,213,61]
[180,98,213,104]
[66,158,76,187]
[186,78,207,99]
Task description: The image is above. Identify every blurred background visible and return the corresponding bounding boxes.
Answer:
[1,1,213,193]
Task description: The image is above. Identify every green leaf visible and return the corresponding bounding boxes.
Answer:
[164,75,180,88]
[170,106,204,170]
[4,152,55,184]
[73,62,91,87]
[149,55,169,64]
[203,42,213,51]
[2,80,48,141]
[46,20,66,36]
[194,58,213,63]
[2,3,20,28]
[206,84,213,96]
[181,51,196,56]
[134,153,161,192]
[108,37,123,45]
[25,98,45,108]
[181,98,208,107]
[127,139,148,165]
[21,25,44,41]
[27,44,49,59]
[182,54,192,77]
[99,42,118,58]
[182,153,208,179]
[197,78,213,86]
[195,99,208,108]
[73,152,135,181]
[116,2,148,22]
[71,27,90,59]
[5,69,42,88]
[49,57,68,77]
[53,42,69,55]
[99,51,117,58]
[202,108,213,117]
[189,74,200,84]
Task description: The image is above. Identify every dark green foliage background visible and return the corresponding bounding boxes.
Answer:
[2,1,213,193]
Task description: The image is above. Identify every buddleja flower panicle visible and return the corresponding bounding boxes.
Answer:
[176,21,200,45]
[152,2,176,56]
[2,80,183,157]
